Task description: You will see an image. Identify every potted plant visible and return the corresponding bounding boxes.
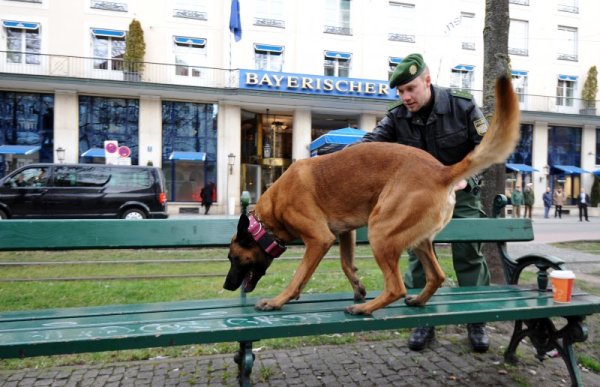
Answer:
[580,65,597,115]
[123,19,145,81]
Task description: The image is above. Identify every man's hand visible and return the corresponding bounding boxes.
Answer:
[454,179,468,191]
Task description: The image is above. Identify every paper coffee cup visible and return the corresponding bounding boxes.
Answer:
[550,270,575,303]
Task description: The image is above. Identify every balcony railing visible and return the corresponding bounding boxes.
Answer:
[0,51,236,88]
[2,51,599,117]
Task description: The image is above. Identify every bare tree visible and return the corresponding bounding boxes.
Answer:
[482,0,512,283]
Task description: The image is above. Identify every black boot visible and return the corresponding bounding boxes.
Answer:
[408,326,435,351]
[467,323,489,353]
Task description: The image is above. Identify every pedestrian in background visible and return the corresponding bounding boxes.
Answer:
[523,183,534,219]
[577,187,590,222]
[542,187,552,219]
[553,187,565,218]
[200,182,216,215]
[511,185,523,218]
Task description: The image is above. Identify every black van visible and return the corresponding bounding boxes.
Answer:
[0,164,168,219]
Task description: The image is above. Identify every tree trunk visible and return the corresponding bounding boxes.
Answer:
[482,0,511,284]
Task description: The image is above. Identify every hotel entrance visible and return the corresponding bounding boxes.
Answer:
[240,110,292,203]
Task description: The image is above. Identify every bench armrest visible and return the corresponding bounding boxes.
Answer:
[499,245,566,288]
[492,194,566,289]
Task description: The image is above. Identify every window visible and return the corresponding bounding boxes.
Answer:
[557,26,578,61]
[558,0,578,13]
[509,19,528,56]
[324,0,351,35]
[90,0,128,12]
[54,166,111,187]
[388,2,415,43]
[174,36,207,77]
[556,76,576,107]
[78,96,139,164]
[255,0,285,28]
[450,66,474,90]
[9,166,48,187]
[324,51,351,77]
[512,71,528,103]
[3,21,41,64]
[173,0,208,20]
[596,128,600,165]
[460,12,475,50]
[162,101,218,202]
[254,44,283,72]
[91,29,125,70]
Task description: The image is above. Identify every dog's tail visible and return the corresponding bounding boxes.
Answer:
[446,76,520,188]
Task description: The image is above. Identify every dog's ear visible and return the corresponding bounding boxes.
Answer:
[237,214,250,236]
[235,214,255,247]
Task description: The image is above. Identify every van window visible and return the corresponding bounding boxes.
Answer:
[8,167,49,188]
[107,168,152,190]
[54,166,110,187]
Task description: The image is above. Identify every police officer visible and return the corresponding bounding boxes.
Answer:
[358,53,490,353]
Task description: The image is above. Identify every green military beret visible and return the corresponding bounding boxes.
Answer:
[389,53,426,88]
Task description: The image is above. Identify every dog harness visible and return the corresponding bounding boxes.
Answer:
[248,213,287,258]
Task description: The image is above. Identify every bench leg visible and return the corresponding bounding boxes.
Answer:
[504,317,588,387]
[234,341,255,387]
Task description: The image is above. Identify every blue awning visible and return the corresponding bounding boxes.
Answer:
[594,169,600,176]
[506,163,539,173]
[310,127,366,156]
[169,151,206,161]
[324,51,352,60]
[511,70,528,77]
[558,74,577,82]
[174,36,206,46]
[0,145,41,155]
[254,44,284,53]
[91,28,126,38]
[81,148,105,158]
[551,165,590,174]
[2,20,39,30]
[453,64,474,71]
[389,57,403,65]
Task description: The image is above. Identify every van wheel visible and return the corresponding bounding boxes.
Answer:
[121,208,147,220]
[0,210,6,219]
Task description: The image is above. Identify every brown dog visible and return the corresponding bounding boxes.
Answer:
[224,76,520,315]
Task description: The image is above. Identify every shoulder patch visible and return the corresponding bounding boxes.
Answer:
[473,117,488,135]
[387,100,403,111]
[451,89,473,100]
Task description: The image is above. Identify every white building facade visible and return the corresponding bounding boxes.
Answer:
[1,0,599,214]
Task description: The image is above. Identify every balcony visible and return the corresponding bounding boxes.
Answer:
[0,51,235,88]
[1,51,599,117]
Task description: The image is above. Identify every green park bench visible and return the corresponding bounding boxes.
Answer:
[0,195,599,386]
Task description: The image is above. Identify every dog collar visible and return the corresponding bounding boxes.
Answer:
[247,213,287,258]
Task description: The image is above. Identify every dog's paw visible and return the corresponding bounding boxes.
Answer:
[344,304,372,316]
[255,298,281,311]
[353,284,367,301]
[404,296,424,307]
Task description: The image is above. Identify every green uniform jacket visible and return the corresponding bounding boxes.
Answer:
[360,85,486,166]
[524,189,534,206]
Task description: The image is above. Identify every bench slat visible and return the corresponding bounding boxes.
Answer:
[0,218,532,250]
[1,285,598,359]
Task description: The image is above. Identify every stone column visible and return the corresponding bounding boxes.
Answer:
[218,103,241,215]
[581,124,596,191]
[138,95,162,167]
[531,121,549,210]
[53,90,79,163]
[359,113,377,132]
[292,108,311,160]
